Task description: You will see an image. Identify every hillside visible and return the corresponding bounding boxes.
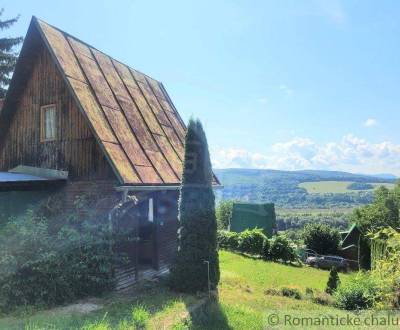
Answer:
[215,169,397,209]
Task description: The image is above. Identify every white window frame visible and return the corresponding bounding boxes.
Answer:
[40,104,57,142]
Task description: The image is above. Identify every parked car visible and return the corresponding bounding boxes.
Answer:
[306,255,348,271]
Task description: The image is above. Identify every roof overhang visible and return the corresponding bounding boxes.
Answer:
[115,184,223,192]
[0,166,68,191]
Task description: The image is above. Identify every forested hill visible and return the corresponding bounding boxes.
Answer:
[214,169,397,209]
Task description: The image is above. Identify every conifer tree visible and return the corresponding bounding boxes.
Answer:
[0,9,22,98]
[169,119,220,293]
[325,267,340,294]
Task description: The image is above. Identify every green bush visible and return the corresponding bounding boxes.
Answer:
[326,267,340,295]
[238,228,266,255]
[0,194,117,313]
[302,223,340,255]
[169,119,220,293]
[269,235,298,263]
[216,200,234,230]
[217,230,240,250]
[334,272,380,310]
[280,287,302,300]
[262,236,270,260]
[131,304,150,329]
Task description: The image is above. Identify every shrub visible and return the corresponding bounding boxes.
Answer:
[238,228,266,255]
[280,287,302,300]
[169,119,220,293]
[216,200,234,230]
[131,304,150,329]
[302,223,340,255]
[217,230,240,250]
[262,236,270,260]
[0,194,116,313]
[326,267,340,295]
[334,272,380,310]
[312,291,335,306]
[269,235,298,263]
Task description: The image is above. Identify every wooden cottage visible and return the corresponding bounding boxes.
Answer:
[0,17,219,289]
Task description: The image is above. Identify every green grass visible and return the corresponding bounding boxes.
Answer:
[2,251,398,329]
[299,181,394,194]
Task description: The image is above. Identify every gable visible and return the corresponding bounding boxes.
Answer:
[0,38,114,180]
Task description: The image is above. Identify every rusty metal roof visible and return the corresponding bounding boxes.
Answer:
[34,17,191,186]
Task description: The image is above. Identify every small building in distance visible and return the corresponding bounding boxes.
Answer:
[230,202,276,237]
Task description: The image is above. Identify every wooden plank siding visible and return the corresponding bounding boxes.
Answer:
[0,42,115,182]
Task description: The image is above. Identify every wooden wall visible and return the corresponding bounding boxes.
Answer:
[0,41,115,182]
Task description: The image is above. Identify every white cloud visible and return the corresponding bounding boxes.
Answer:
[311,0,347,26]
[211,134,400,176]
[279,84,293,96]
[364,118,378,127]
[258,97,268,104]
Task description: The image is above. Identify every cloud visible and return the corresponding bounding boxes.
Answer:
[364,118,378,127]
[211,134,400,176]
[279,84,293,96]
[311,0,347,26]
[257,97,268,104]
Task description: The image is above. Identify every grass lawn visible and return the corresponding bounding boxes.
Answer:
[1,251,398,329]
[299,181,394,194]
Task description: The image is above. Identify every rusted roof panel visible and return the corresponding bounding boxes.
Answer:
[68,37,94,59]
[146,150,179,183]
[146,77,165,100]
[102,142,141,184]
[119,98,158,152]
[136,80,171,126]
[38,21,85,82]
[68,78,117,143]
[74,50,119,110]
[101,106,151,167]
[135,165,163,184]
[162,125,184,159]
[34,17,219,186]
[154,134,183,179]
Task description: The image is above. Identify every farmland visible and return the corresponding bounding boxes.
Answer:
[215,169,396,209]
[299,181,395,194]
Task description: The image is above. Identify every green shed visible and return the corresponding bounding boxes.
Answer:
[230,202,276,237]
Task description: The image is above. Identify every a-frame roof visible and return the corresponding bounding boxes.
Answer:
[2,16,198,186]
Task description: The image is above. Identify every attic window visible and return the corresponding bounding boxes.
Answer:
[41,105,56,141]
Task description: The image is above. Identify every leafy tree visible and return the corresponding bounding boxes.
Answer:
[302,223,340,255]
[216,200,234,229]
[352,185,400,232]
[325,267,340,294]
[0,9,22,98]
[268,235,298,263]
[169,119,220,293]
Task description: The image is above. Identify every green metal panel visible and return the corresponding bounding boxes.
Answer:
[230,202,276,237]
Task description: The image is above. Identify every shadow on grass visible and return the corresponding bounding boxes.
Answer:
[184,298,232,330]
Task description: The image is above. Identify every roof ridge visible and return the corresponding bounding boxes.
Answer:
[33,16,162,84]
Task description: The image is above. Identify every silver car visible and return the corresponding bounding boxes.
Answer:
[306,255,348,271]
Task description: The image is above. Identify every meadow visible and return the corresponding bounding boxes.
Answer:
[299,181,395,194]
[0,251,373,330]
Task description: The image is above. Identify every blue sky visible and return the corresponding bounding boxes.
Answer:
[4,0,400,175]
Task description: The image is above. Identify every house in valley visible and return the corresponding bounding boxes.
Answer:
[0,16,219,289]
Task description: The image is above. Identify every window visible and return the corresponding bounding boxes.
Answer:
[41,105,56,141]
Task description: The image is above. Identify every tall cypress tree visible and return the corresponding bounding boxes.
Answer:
[0,9,22,98]
[169,119,220,293]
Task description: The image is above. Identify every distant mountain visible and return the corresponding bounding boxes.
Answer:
[214,168,396,209]
[369,173,398,180]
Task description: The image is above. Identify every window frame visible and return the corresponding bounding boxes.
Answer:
[40,104,57,142]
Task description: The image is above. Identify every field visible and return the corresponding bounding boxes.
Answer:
[0,251,372,330]
[299,181,395,194]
